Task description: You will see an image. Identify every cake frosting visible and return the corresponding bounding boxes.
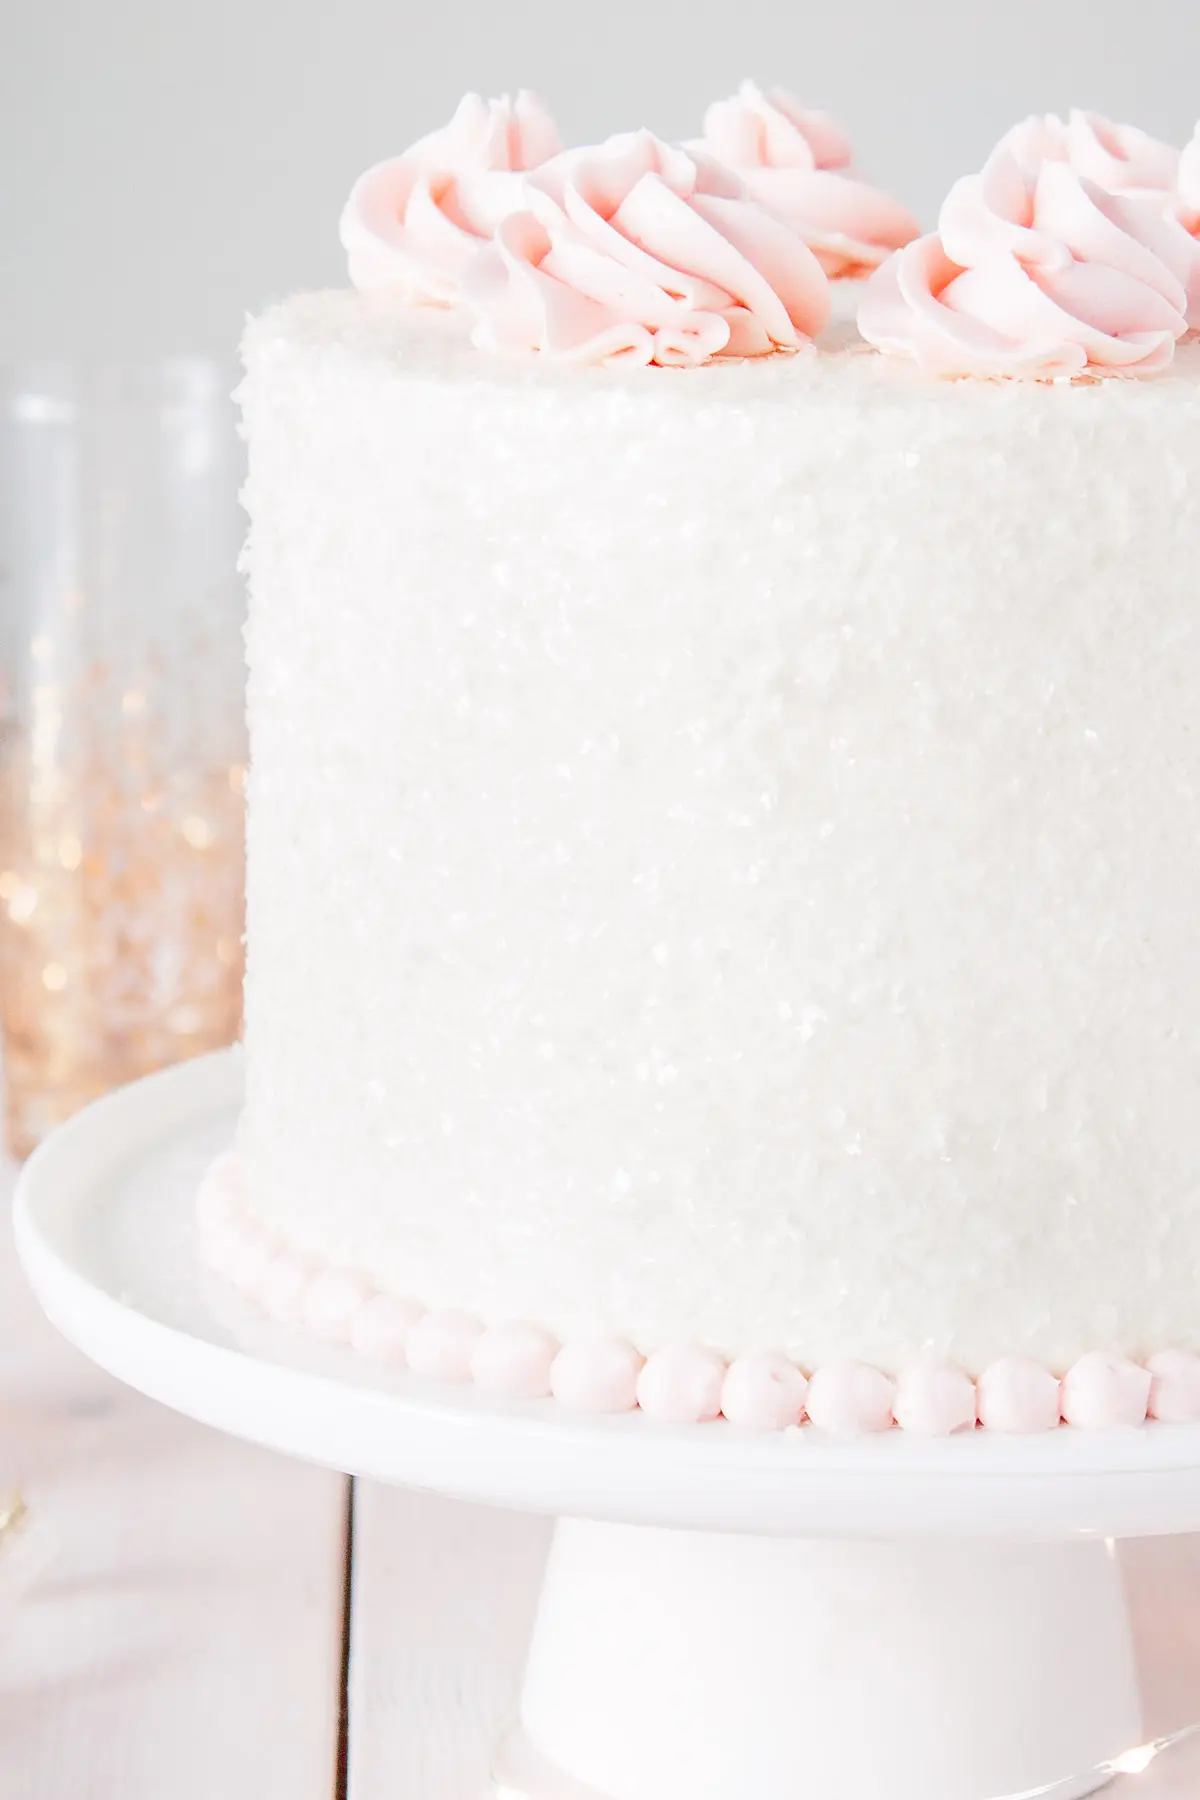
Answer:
[1180,126,1200,223]
[215,91,1200,1436]
[1178,126,1200,329]
[692,81,919,277]
[465,130,830,366]
[340,90,561,305]
[1000,110,1181,203]
[859,147,1194,376]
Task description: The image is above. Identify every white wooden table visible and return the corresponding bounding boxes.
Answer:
[1,1149,1198,1798]
[0,1154,551,1798]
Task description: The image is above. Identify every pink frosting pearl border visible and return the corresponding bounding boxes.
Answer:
[197,1152,1200,1436]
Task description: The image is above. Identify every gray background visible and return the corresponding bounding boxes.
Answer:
[3,0,1199,360]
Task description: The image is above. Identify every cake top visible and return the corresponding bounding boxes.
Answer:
[336,86,1200,380]
[249,285,1200,402]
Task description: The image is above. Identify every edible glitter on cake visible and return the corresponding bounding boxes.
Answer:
[237,290,1200,1380]
[197,1152,1200,1434]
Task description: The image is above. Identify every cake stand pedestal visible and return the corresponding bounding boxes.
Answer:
[498,1524,1145,1800]
[14,1052,1200,1800]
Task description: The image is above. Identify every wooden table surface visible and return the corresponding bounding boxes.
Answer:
[0,1153,552,1798]
[1,1151,1198,1799]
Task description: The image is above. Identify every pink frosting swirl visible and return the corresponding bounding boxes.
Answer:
[1001,110,1180,204]
[1001,112,1200,330]
[1176,128,1200,323]
[694,81,919,278]
[340,91,561,306]
[464,130,830,368]
[859,147,1191,378]
[1181,126,1200,228]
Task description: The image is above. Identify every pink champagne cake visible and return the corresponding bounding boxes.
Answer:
[200,90,1200,1434]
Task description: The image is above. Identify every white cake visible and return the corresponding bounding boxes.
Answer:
[203,96,1200,1433]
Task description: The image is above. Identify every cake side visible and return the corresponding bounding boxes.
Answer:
[234,290,1200,1379]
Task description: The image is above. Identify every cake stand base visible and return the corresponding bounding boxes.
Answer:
[492,1521,1135,1800]
[497,1726,1111,1800]
[14,1053,1200,1800]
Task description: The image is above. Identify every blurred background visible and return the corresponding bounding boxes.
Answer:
[4,0,1200,363]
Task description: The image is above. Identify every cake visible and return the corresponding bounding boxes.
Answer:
[199,89,1200,1435]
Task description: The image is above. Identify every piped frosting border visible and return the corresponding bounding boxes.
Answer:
[197,1153,1200,1436]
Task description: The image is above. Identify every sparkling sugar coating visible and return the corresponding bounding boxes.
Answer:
[238,292,1200,1374]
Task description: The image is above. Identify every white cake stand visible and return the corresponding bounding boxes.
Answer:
[13,1050,1200,1800]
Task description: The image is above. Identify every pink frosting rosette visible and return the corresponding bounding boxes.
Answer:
[1001,110,1200,327]
[340,91,562,306]
[1001,110,1180,203]
[859,143,1192,378]
[1174,126,1200,324]
[463,129,831,368]
[693,81,919,278]
[1179,125,1200,232]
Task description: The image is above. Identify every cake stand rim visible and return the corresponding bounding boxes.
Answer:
[13,1047,1200,1540]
